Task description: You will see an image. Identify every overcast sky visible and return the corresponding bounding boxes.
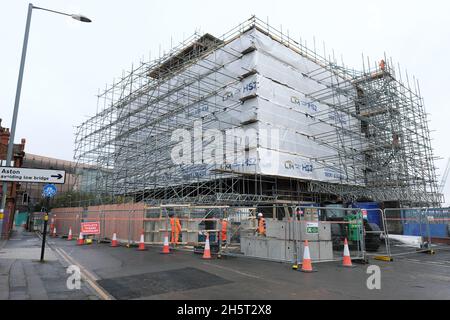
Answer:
[1,0,449,204]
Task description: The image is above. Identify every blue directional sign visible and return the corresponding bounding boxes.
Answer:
[42,184,57,198]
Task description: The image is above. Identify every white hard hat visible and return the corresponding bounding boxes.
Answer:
[258,213,263,217]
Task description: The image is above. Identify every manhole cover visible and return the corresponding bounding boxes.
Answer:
[97,267,232,299]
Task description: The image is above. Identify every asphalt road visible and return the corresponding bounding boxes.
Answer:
[45,236,450,300]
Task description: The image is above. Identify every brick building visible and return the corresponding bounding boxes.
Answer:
[0,118,26,238]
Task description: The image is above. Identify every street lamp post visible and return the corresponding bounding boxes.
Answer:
[0,3,91,239]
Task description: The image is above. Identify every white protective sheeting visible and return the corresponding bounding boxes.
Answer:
[115,27,366,188]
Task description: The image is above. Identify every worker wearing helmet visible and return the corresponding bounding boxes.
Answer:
[169,213,182,245]
[257,213,266,236]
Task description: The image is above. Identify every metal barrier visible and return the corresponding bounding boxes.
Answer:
[225,205,367,264]
[44,204,239,247]
[36,203,449,264]
[425,208,450,247]
[384,208,436,257]
[360,208,391,260]
[31,212,46,232]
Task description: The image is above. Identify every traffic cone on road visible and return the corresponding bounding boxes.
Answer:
[342,238,354,267]
[301,240,315,273]
[161,233,170,254]
[111,232,119,247]
[77,232,84,246]
[52,227,57,237]
[67,227,73,241]
[137,231,147,251]
[202,233,212,259]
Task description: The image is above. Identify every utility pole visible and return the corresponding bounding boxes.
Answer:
[0,3,91,238]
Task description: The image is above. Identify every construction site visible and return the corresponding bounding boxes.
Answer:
[73,16,442,208]
[23,16,443,264]
[9,16,450,300]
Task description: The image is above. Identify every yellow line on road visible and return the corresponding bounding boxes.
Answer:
[36,232,114,300]
[54,246,114,300]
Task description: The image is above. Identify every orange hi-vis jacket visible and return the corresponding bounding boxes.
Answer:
[258,217,266,236]
[170,217,182,232]
[170,217,182,243]
[221,220,228,242]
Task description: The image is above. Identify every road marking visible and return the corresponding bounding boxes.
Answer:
[202,262,262,279]
[425,275,450,282]
[36,232,114,300]
[54,246,113,300]
[401,258,450,268]
[423,261,450,265]
[404,259,420,262]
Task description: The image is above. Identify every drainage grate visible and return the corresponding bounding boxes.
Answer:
[97,267,232,299]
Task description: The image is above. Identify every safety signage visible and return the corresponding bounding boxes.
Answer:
[0,167,66,184]
[42,184,57,198]
[306,222,319,234]
[81,222,101,235]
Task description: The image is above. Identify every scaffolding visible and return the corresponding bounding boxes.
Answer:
[74,16,442,208]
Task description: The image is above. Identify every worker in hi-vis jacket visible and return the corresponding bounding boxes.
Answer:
[169,213,182,244]
[257,213,266,236]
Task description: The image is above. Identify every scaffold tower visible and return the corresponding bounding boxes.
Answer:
[74,16,442,208]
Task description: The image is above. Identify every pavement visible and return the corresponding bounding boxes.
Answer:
[0,228,99,300]
[44,235,450,300]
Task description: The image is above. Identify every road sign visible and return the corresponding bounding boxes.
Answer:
[81,222,100,235]
[42,184,57,198]
[0,166,65,184]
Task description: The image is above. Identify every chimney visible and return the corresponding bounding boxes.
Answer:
[0,127,9,146]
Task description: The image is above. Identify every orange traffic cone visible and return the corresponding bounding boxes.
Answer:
[342,238,354,267]
[301,240,315,273]
[137,231,147,251]
[52,227,57,237]
[202,233,212,259]
[111,232,118,247]
[77,232,84,245]
[67,227,73,241]
[161,233,170,254]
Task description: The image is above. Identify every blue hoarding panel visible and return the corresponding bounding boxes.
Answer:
[403,223,448,238]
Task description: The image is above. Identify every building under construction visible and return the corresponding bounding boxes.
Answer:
[74,16,442,208]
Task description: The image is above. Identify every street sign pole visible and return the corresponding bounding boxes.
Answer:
[40,198,49,262]
[40,185,57,262]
